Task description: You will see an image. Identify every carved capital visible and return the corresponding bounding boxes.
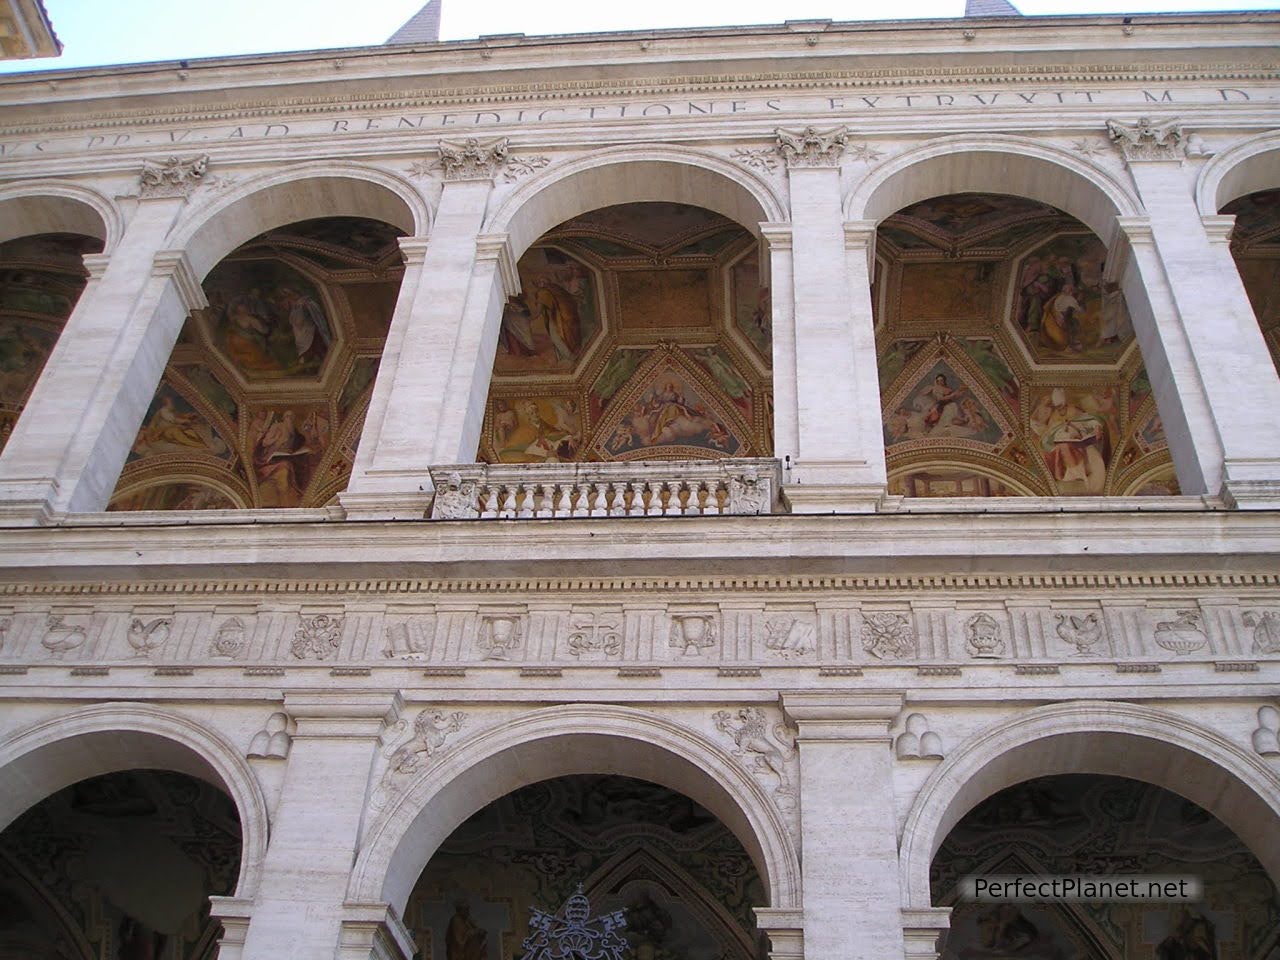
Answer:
[438,136,510,180]
[1106,117,1185,162]
[138,154,209,198]
[774,125,848,168]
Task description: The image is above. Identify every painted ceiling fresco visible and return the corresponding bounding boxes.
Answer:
[408,774,765,960]
[876,193,1177,498]
[109,217,404,511]
[932,774,1279,960]
[481,202,772,464]
[1224,188,1280,375]
[0,233,102,453]
[0,770,242,960]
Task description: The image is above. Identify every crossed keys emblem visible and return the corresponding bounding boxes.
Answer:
[519,887,628,960]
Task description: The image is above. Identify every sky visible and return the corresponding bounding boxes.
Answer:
[0,0,1276,75]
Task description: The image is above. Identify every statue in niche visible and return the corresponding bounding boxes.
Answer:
[447,901,488,960]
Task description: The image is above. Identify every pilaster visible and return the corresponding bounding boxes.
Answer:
[782,691,906,960]
[238,691,402,960]
[901,907,952,960]
[756,907,805,960]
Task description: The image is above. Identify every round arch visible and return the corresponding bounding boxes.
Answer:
[0,180,121,251]
[487,145,786,260]
[350,704,801,915]
[846,135,1142,246]
[169,161,430,281]
[898,701,1280,909]
[0,702,270,898]
[1196,130,1280,214]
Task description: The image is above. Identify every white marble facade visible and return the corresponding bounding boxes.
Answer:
[0,9,1279,960]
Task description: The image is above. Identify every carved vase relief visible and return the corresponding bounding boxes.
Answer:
[670,614,718,656]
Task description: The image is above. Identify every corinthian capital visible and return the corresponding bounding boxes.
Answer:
[437,136,510,181]
[774,126,848,168]
[138,154,209,198]
[1105,117,1185,162]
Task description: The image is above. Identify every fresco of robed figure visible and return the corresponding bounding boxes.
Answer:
[495,247,599,375]
[202,260,334,379]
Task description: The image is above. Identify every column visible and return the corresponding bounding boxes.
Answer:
[342,138,513,518]
[1109,119,1280,506]
[782,691,907,960]
[0,173,201,520]
[238,691,401,960]
[775,128,886,512]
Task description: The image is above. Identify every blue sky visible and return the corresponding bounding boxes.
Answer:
[1,0,1276,74]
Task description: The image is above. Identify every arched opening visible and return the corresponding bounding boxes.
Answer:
[479,202,772,463]
[874,192,1177,498]
[1220,188,1280,377]
[108,216,407,510]
[0,191,113,250]
[0,769,242,959]
[0,231,104,453]
[405,774,766,960]
[930,774,1280,959]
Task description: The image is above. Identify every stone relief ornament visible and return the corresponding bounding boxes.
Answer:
[965,613,1005,659]
[670,614,718,656]
[1252,706,1280,757]
[503,154,551,181]
[731,147,780,174]
[127,616,172,658]
[763,615,815,658]
[42,614,88,657]
[437,136,510,180]
[382,619,433,659]
[846,142,885,163]
[1184,133,1215,158]
[291,613,344,660]
[774,125,848,167]
[1243,611,1280,655]
[1072,137,1108,159]
[0,616,10,652]
[478,614,524,660]
[713,707,796,806]
[861,612,916,661]
[1055,612,1105,656]
[247,712,294,760]
[520,887,628,960]
[139,154,210,197]
[210,617,247,658]
[432,470,480,519]
[727,467,771,515]
[894,713,944,760]
[385,708,467,777]
[1152,609,1207,656]
[1106,117,1185,161]
[566,612,623,659]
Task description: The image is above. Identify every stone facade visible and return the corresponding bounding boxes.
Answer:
[0,9,1279,960]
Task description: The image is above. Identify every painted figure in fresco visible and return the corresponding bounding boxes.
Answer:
[446,901,488,960]
[498,296,537,357]
[976,905,1040,953]
[1156,908,1216,960]
[1041,282,1083,351]
[277,285,332,367]
[922,374,968,428]
[610,379,730,453]
[252,409,321,507]
[1030,389,1111,493]
[132,392,228,459]
[224,288,278,372]
[0,320,50,403]
[531,277,582,365]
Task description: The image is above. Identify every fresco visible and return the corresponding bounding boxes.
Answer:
[600,364,743,458]
[1028,386,1117,495]
[495,247,600,375]
[481,203,772,465]
[1223,188,1280,374]
[407,775,762,960]
[1013,233,1133,363]
[0,233,103,452]
[885,362,1006,447]
[933,775,1280,960]
[112,217,403,511]
[0,770,242,960]
[876,194,1174,498]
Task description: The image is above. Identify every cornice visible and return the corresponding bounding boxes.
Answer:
[0,61,1276,138]
[0,570,1277,598]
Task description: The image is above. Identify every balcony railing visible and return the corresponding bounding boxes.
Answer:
[428,459,782,519]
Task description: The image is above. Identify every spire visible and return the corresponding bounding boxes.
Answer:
[964,0,1022,16]
[387,0,442,44]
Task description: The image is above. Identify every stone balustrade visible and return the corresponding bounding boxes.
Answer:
[427,459,781,519]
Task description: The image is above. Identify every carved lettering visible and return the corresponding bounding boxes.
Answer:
[1143,89,1174,102]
